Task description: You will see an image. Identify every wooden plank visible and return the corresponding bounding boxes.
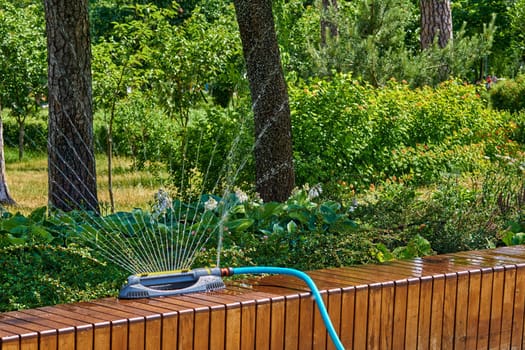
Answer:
[254,298,271,350]
[269,296,285,350]
[339,286,355,349]
[161,312,179,350]
[13,310,76,350]
[178,309,194,350]
[39,304,112,350]
[392,280,408,350]
[429,275,445,350]
[145,314,162,350]
[128,317,146,350]
[0,335,20,350]
[500,265,517,348]
[326,289,342,350]
[380,281,395,350]
[441,273,458,350]
[208,304,226,350]
[20,333,39,350]
[193,307,211,350]
[0,314,57,350]
[225,302,241,350]
[454,271,469,350]
[512,265,525,349]
[298,292,314,350]
[417,276,433,350]
[284,294,300,350]
[489,266,505,349]
[405,278,420,350]
[353,284,369,350]
[0,322,38,349]
[366,283,382,350]
[466,269,482,350]
[240,299,256,350]
[477,267,495,349]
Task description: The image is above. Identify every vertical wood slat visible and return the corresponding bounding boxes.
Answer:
[466,270,482,350]
[429,274,445,350]
[512,264,525,349]
[392,280,408,350]
[417,276,433,350]
[3,246,525,350]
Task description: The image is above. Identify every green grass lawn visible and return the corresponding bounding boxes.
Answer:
[5,150,169,214]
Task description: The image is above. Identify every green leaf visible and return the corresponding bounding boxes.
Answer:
[287,220,298,233]
[225,218,254,232]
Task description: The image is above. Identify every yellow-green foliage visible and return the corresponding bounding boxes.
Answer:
[290,74,518,189]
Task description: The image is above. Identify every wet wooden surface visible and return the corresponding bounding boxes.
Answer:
[2,246,525,349]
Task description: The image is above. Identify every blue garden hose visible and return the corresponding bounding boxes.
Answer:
[230,266,345,350]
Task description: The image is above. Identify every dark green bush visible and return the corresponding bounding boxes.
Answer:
[3,117,47,152]
[0,244,126,312]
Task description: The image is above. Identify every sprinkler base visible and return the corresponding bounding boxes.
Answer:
[119,268,226,299]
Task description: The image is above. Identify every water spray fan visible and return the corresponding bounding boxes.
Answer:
[118,267,230,299]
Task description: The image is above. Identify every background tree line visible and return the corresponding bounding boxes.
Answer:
[1,0,525,210]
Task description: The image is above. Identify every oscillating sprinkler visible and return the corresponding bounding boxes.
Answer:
[119,266,345,350]
[118,267,229,299]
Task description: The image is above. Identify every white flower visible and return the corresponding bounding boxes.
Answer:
[204,197,218,211]
[308,183,323,200]
[235,188,249,203]
[152,189,172,218]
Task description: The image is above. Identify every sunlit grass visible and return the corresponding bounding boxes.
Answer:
[5,150,169,214]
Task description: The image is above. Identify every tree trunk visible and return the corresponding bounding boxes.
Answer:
[321,0,339,46]
[420,0,452,49]
[17,117,24,161]
[233,0,295,202]
[0,108,16,206]
[44,0,98,213]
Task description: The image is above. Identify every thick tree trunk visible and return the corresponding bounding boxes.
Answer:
[321,0,339,46]
[44,0,98,212]
[233,0,295,202]
[0,110,16,206]
[420,0,453,49]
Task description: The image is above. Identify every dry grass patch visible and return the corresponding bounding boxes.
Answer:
[5,152,168,214]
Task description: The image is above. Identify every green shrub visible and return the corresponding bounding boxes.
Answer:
[352,161,525,254]
[0,244,126,312]
[290,74,509,189]
[490,75,525,113]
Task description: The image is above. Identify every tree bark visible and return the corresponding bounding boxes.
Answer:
[321,0,339,46]
[420,0,453,49]
[0,108,16,206]
[44,0,99,212]
[233,0,295,202]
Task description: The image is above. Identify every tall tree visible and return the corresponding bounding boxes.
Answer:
[321,0,338,46]
[233,0,295,202]
[0,108,16,206]
[420,0,453,49]
[44,0,99,212]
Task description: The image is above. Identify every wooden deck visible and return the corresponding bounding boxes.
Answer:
[2,245,525,349]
